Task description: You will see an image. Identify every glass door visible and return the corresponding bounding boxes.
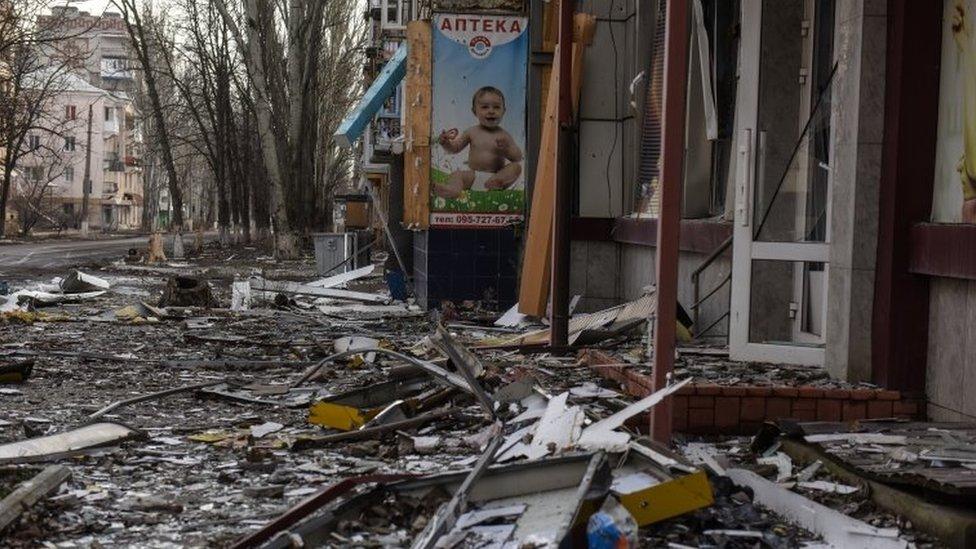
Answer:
[729,0,834,365]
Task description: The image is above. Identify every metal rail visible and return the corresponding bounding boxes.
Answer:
[690,235,733,338]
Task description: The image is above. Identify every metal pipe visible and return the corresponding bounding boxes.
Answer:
[651,0,690,443]
[550,0,574,348]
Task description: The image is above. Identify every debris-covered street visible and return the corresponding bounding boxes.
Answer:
[0,242,961,548]
[5,0,976,547]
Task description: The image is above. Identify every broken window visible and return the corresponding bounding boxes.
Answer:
[631,0,739,219]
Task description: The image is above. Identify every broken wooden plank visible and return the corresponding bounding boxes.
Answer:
[403,20,432,229]
[249,278,389,304]
[518,14,596,317]
[0,422,145,464]
[335,43,407,148]
[0,465,71,533]
[529,17,594,313]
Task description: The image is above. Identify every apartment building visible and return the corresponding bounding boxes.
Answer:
[15,6,143,230]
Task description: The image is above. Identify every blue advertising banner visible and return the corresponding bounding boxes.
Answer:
[430,13,528,228]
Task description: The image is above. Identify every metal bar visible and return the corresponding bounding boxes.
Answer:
[292,348,473,396]
[651,0,690,443]
[229,474,415,549]
[431,325,497,418]
[550,0,574,348]
[696,311,729,339]
[291,408,459,451]
[689,234,733,281]
[88,381,224,420]
[691,272,731,310]
[412,425,504,548]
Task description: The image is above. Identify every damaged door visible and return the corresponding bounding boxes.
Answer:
[729,0,834,365]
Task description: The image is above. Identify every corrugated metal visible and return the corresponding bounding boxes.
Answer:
[634,0,667,217]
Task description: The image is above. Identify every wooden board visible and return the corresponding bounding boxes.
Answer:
[517,14,597,317]
[0,466,71,533]
[517,45,561,317]
[403,21,432,229]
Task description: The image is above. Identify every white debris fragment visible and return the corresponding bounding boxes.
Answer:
[577,377,692,452]
[797,480,859,494]
[569,382,619,399]
[250,422,284,439]
[231,280,252,311]
[758,452,793,483]
[334,336,379,363]
[524,392,584,460]
[796,460,823,482]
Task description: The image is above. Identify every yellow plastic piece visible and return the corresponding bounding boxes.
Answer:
[616,470,714,526]
[308,401,373,431]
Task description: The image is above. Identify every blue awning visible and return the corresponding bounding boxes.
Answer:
[334,43,408,148]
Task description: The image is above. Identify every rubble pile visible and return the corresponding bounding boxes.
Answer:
[0,247,956,547]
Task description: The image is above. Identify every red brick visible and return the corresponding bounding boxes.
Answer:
[688,396,715,409]
[626,380,651,397]
[793,408,817,421]
[673,410,688,431]
[747,387,774,397]
[842,401,867,421]
[850,390,875,401]
[739,422,764,435]
[714,397,741,428]
[695,384,722,396]
[876,390,901,401]
[867,400,894,418]
[672,395,688,417]
[721,386,750,397]
[797,387,825,398]
[893,400,919,418]
[816,399,842,421]
[772,387,799,397]
[792,398,817,411]
[765,397,792,419]
[740,397,766,422]
[580,349,618,366]
[688,408,715,429]
[823,389,851,399]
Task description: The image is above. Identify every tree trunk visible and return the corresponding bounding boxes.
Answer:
[118,0,184,231]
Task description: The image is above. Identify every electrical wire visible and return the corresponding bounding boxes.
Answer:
[605,1,620,218]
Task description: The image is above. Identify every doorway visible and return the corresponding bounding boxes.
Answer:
[729,0,835,365]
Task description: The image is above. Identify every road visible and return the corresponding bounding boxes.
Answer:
[0,236,151,274]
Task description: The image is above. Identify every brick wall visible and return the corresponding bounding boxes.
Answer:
[583,353,925,436]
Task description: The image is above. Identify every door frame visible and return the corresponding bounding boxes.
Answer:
[728,0,827,366]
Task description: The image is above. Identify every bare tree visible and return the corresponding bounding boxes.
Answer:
[113,0,185,232]
[0,1,95,237]
[315,0,366,225]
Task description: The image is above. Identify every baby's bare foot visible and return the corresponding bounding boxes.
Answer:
[954,2,970,50]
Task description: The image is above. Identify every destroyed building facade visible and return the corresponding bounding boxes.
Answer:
[341,0,973,424]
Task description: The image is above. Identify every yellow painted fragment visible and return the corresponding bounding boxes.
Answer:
[308,401,374,431]
[188,431,233,443]
[616,470,714,526]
